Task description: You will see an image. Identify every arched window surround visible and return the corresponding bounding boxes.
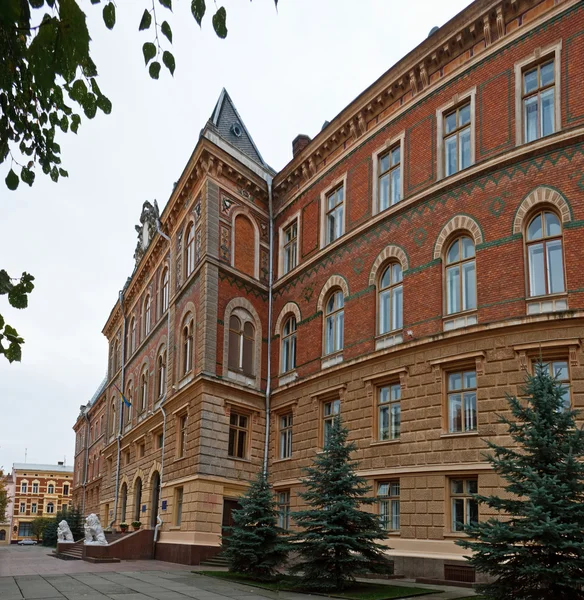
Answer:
[160,266,170,315]
[143,294,152,337]
[323,289,345,358]
[223,298,262,387]
[231,208,261,279]
[181,314,195,378]
[513,186,572,234]
[156,343,167,400]
[139,366,149,415]
[185,221,196,279]
[376,261,404,338]
[274,302,302,377]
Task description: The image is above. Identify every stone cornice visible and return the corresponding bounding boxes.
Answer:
[273,0,576,206]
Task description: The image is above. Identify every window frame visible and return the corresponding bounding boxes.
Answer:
[524,209,566,300]
[143,295,151,337]
[157,347,167,398]
[372,134,405,215]
[277,490,291,530]
[436,88,476,180]
[444,236,477,317]
[280,215,300,277]
[281,316,297,374]
[323,290,344,357]
[228,409,250,460]
[531,356,571,410]
[278,412,293,460]
[181,315,194,377]
[139,367,149,414]
[321,398,341,448]
[514,43,562,147]
[449,477,478,533]
[174,487,184,526]
[376,383,401,442]
[185,222,195,278]
[378,480,400,532]
[161,267,170,314]
[377,262,403,336]
[228,312,256,377]
[177,413,188,459]
[320,174,347,249]
[445,369,478,435]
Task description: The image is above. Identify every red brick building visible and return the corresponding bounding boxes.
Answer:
[73,0,584,581]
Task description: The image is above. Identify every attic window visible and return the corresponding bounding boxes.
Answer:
[231,123,243,137]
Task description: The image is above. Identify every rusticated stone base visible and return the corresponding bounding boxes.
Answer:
[154,542,221,565]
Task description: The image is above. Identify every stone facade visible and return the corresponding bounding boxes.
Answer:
[72,0,584,582]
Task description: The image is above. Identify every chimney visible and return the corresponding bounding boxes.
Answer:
[292,134,311,158]
[58,461,64,466]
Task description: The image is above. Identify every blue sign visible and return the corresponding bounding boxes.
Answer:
[142,504,146,513]
[161,500,167,511]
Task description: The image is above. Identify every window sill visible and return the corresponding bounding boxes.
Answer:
[322,353,343,369]
[443,312,477,331]
[227,456,251,463]
[526,294,568,315]
[443,531,469,539]
[383,530,402,537]
[173,456,188,464]
[169,526,181,531]
[375,332,403,351]
[227,370,257,387]
[440,431,479,438]
[370,439,400,447]
[272,457,293,464]
[178,372,194,390]
[279,371,298,387]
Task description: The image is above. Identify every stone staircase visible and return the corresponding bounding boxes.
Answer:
[199,553,229,568]
[55,539,84,560]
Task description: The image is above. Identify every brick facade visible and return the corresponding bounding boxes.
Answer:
[72,0,584,581]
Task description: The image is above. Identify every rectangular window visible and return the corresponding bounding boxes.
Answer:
[279,413,293,459]
[451,478,478,532]
[447,370,477,433]
[277,491,291,530]
[378,145,401,211]
[20,483,27,494]
[378,481,400,531]
[157,433,164,449]
[178,415,188,458]
[63,485,69,497]
[174,487,184,526]
[444,103,471,176]
[125,451,131,466]
[139,444,145,458]
[323,399,340,447]
[228,412,248,459]
[325,185,344,245]
[32,483,38,494]
[378,384,401,441]
[31,503,37,514]
[523,60,555,143]
[18,522,33,537]
[19,502,26,514]
[283,221,298,275]
[542,359,571,410]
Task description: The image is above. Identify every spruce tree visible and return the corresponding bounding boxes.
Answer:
[458,362,584,599]
[290,417,392,592]
[222,469,289,580]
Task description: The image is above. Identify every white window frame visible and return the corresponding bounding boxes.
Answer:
[278,213,300,278]
[514,42,562,147]
[436,87,476,180]
[372,133,405,216]
[319,173,347,249]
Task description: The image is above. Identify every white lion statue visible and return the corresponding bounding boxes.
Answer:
[84,513,107,545]
[57,520,74,542]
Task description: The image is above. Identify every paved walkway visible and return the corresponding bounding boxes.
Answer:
[0,546,477,599]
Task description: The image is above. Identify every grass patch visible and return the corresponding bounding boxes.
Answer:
[195,570,438,599]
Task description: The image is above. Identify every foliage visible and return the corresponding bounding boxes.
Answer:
[131,520,141,528]
[0,0,278,191]
[67,505,84,540]
[457,362,584,600]
[0,270,34,363]
[30,517,52,542]
[0,469,10,520]
[290,417,392,592]
[222,469,289,580]
[42,505,83,546]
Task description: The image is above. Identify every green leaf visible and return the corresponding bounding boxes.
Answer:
[161,20,172,43]
[103,2,115,29]
[158,0,172,9]
[212,7,227,39]
[138,9,152,30]
[50,166,59,182]
[20,167,35,187]
[162,51,175,75]
[149,61,161,80]
[59,168,69,177]
[191,0,205,25]
[29,0,44,8]
[70,79,88,102]
[97,95,112,115]
[59,115,69,133]
[142,42,157,65]
[71,114,81,133]
[5,169,19,191]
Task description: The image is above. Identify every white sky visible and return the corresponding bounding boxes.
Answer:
[0,0,471,471]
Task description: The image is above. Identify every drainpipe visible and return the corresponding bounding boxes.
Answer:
[81,411,90,515]
[109,290,127,529]
[263,177,274,474]
[154,218,171,543]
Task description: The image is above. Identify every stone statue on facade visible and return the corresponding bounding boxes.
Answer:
[84,513,108,545]
[133,200,160,265]
[57,520,74,542]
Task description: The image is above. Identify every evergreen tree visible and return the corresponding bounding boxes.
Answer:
[222,469,289,580]
[290,417,392,592]
[458,362,584,599]
[68,506,84,541]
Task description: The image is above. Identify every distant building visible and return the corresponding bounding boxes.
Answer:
[11,463,74,542]
[0,471,14,545]
[73,0,584,583]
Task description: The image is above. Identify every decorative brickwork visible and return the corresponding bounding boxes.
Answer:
[274,302,302,337]
[316,275,350,312]
[369,245,409,286]
[512,185,572,233]
[433,215,484,260]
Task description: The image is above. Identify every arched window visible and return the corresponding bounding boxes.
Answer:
[113,340,120,373]
[324,290,344,355]
[182,316,194,376]
[46,502,54,514]
[134,478,142,522]
[526,210,565,297]
[378,263,403,334]
[47,484,54,494]
[144,296,151,336]
[161,268,169,314]
[124,383,133,426]
[186,224,195,277]
[110,399,116,436]
[130,317,136,354]
[120,483,128,522]
[281,316,297,374]
[157,348,167,398]
[140,368,148,413]
[445,236,476,315]
[228,315,256,375]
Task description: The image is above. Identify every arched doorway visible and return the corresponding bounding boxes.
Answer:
[120,483,128,523]
[134,478,142,523]
[150,471,160,529]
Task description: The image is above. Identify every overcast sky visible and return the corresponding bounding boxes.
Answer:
[0,0,471,472]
